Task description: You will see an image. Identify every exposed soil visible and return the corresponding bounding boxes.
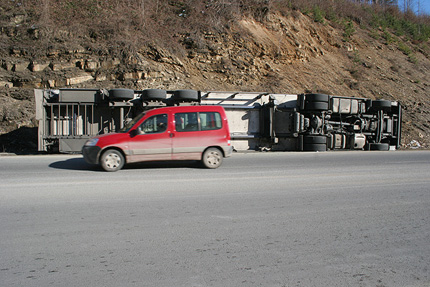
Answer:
[0,9,429,153]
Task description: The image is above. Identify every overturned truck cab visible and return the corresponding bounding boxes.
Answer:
[35,88,401,153]
[267,93,401,152]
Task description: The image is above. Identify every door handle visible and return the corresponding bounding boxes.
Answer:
[169,133,174,138]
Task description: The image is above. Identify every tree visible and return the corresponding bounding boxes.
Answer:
[404,0,414,13]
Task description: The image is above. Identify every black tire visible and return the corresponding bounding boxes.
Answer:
[173,90,199,101]
[100,149,125,172]
[109,89,134,101]
[202,148,223,169]
[305,93,330,102]
[369,100,391,111]
[305,102,329,111]
[303,135,327,144]
[302,94,329,111]
[369,143,389,151]
[303,143,327,152]
[141,89,166,101]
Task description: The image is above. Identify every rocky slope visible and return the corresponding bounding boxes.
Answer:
[0,9,429,153]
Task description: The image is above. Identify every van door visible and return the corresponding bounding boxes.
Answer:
[127,113,172,163]
[172,111,224,160]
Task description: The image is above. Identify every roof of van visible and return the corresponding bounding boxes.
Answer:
[146,105,225,114]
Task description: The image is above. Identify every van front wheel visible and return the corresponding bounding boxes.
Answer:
[202,148,223,169]
[101,149,124,172]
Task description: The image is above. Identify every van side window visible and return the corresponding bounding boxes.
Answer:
[140,114,167,134]
[175,112,222,132]
[175,113,198,132]
[200,112,222,131]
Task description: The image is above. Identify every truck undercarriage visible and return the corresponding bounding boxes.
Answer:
[35,88,401,153]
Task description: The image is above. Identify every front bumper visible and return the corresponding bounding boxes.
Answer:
[82,146,101,164]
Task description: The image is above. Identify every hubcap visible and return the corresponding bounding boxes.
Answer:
[207,151,220,166]
[105,153,120,168]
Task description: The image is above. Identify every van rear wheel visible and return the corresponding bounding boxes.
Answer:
[202,148,223,169]
[101,149,124,172]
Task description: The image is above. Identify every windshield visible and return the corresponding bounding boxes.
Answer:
[119,112,146,133]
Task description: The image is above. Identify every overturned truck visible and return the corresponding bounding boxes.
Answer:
[35,88,401,153]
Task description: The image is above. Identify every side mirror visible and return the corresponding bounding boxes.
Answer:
[130,127,142,137]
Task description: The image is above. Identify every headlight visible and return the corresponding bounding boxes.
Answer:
[85,138,99,146]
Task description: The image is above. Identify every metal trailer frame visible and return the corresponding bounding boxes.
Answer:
[35,88,402,153]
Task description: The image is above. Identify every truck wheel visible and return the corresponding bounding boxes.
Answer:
[109,89,134,101]
[202,148,223,169]
[101,149,125,172]
[306,93,330,102]
[369,143,389,151]
[304,94,329,111]
[173,90,199,101]
[304,143,327,152]
[305,102,329,111]
[369,100,391,111]
[303,135,327,144]
[141,89,166,101]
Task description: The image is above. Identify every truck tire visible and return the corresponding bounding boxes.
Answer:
[369,100,391,111]
[173,90,199,101]
[303,135,327,144]
[369,143,389,151]
[305,102,329,111]
[109,89,134,101]
[100,149,125,172]
[306,93,330,102]
[304,94,329,111]
[201,148,223,169]
[303,143,327,152]
[141,89,166,101]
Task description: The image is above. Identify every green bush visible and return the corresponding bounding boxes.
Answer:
[398,42,412,55]
[370,10,430,42]
[312,5,325,23]
[383,30,396,44]
[398,42,418,64]
[343,20,355,41]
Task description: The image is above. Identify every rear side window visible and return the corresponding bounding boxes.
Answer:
[200,112,222,130]
[175,112,222,132]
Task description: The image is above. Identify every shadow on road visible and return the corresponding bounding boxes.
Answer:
[49,158,99,171]
[49,158,201,171]
[126,161,201,170]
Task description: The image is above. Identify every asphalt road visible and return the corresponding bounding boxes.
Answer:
[1,151,429,287]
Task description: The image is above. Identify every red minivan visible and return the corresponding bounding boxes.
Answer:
[82,105,232,171]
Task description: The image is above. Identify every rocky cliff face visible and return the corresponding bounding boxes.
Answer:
[0,10,429,153]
